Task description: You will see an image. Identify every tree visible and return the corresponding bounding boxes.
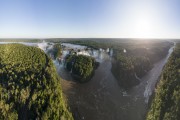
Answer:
[65,55,97,82]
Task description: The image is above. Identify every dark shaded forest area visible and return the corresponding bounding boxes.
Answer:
[147,43,180,120]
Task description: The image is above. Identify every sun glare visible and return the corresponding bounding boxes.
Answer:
[119,4,163,38]
[133,15,154,38]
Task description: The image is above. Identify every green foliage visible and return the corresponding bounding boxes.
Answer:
[65,55,75,71]
[53,43,62,59]
[47,43,62,59]
[147,43,180,120]
[65,55,96,82]
[0,44,73,120]
[111,54,152,88]
[72,55,94,79]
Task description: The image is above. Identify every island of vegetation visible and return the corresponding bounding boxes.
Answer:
[0,44,73,120]
[147,43,180,120]
[65,54,98,83]
[47,43,62,60]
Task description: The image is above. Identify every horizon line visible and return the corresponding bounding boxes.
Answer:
[0,37,180,40]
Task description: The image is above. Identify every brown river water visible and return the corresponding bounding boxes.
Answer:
[53,43,175,120]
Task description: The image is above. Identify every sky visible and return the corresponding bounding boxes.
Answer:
[0,0,180,38]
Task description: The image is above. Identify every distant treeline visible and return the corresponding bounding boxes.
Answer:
[0,39,41,43]
[147,43,180,120]
[0,44,73,120]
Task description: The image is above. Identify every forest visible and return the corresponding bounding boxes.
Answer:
[147,43,180,120]
[65,54,98,82]
[0,44,73,120]
[61,39,172,88]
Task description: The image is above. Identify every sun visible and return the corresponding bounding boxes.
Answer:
[132,14,154,38]
[119,5,160,39]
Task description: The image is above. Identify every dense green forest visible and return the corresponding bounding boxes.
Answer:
[0,44,73,120]
[65,54,98,82]
[62,39,172,88]
[147,43,180,120]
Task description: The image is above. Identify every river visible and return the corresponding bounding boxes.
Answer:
[55,42,175,120]
[0,41,175,120]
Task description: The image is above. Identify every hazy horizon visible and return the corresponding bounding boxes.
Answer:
[0,37,179,40]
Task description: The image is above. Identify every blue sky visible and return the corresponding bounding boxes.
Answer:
[0,0,180,38]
